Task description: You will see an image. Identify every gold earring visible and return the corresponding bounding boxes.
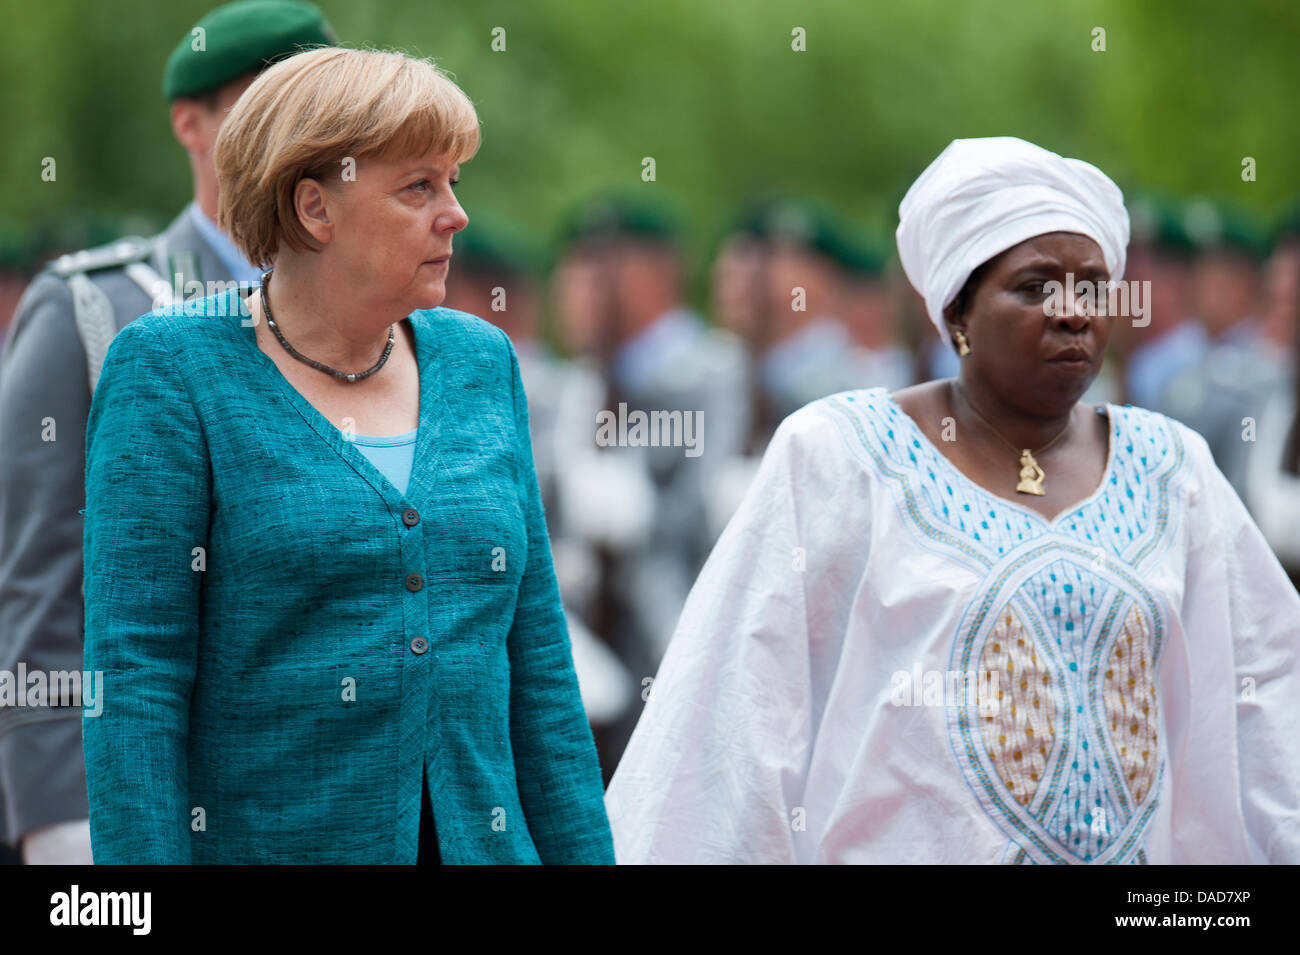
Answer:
[954,329,971,356]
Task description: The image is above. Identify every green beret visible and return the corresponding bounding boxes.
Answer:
[834,227,886,278]
[734,197,869,271]
[163,0,336,101]
[455,217,537,278]
[559,196,679,248]
[1181,198,1268,262]
[1127,192,1196,259]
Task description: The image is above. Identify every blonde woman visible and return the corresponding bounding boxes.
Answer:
[82,47,613,864]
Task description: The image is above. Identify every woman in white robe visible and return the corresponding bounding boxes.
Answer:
[604,138,1300,864]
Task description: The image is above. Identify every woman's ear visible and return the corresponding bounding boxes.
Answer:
[294,177,334,245]
[942,300,966,351]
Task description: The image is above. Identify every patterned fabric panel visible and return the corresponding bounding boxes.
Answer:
[822,388,1183,865]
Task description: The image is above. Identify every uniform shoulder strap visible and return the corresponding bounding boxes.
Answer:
[44,236,158,395]
[66,273,118,396]
[45,236,154,279]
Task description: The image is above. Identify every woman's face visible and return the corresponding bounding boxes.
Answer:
[317,145,468,315]
[946,231,1113,411]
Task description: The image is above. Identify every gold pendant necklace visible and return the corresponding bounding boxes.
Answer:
[952,382,1072,496]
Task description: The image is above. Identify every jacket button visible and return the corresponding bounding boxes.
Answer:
[410,637,429,654]
[405,573,423,592]
[402,508,419,527]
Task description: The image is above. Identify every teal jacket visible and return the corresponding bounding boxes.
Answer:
[82,288,614,864]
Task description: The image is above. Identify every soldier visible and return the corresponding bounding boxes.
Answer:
[1119,193,1199,410]
[0,0,336,865]
[1243,205,1300,587]
[1261,202,1300,355]
[549,197,749,775]
[704,199,882,537]
[726,198,876,446]
[1156,199,1284,498]
[442,220,560,504]
[441,219,634,729]
[836,227,914,394]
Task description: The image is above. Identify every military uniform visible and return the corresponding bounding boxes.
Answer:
[0,0,335,861]
[0,208,246,857]
[704,199,887,538]
[442,222,637,727]
[1152,201,1279,500]
[552,309,750,655]
[545,199,751,773]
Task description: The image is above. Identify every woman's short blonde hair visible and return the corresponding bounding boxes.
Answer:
[215,47,480,268]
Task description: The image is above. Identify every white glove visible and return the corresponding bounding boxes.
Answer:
[21,817,93,865]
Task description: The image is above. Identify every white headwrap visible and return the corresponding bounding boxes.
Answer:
[896,136,1129,345]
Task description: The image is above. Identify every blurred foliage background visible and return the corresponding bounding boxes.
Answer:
[1,0,1297,281]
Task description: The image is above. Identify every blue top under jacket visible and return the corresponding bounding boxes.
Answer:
[81,287,614,864]
[352,427,419,497]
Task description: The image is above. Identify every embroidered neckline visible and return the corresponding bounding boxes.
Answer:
[878,388,1118,530]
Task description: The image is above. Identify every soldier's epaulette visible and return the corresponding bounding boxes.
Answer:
[44,236,154,278]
